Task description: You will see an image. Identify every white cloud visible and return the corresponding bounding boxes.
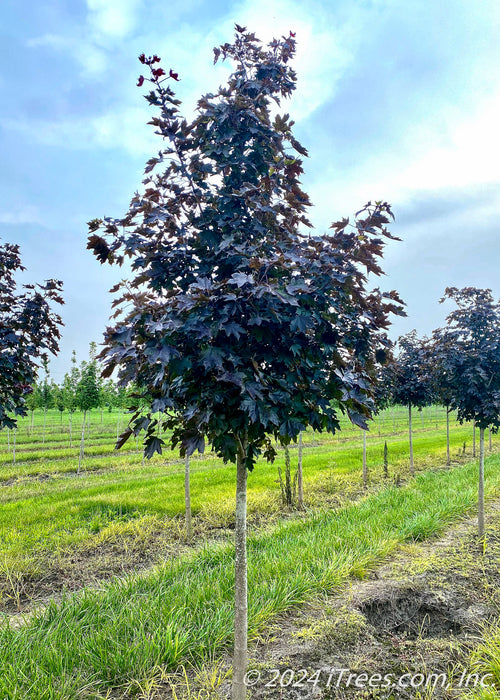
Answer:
[205,0,362,121]
[26,33,108,76]
[308,83,500,231]
[0,206,42,225]
[0,107,157,157]
[86,0,143,40]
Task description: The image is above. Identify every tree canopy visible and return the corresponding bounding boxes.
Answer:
[392,330,434,410]
[435,287,500,430]
[0,241,63,430]
[88,27,405,468]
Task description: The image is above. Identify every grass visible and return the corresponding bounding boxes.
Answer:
[0,454,499,698]
[0,406,490,573]
[463,624,500,698]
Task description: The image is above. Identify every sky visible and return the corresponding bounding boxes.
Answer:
[2,0,500,381]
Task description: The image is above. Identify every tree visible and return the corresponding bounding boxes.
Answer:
[0,241,63,430]
[39,359,53,443]
[76,357,100,473]
[434,287,500,540]
[52,380,65,426]
[430,329,461,466]
[63,350,80,447]
[368,356,396,485]
[391,331,434,475]
[25,384,41,434]
[87,28,404,698]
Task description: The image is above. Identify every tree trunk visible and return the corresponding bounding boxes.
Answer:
[297,432,304,509]
[409,404,414,476]
[185,455,192,541]
[478,427,485,541]
[78,411,86,475]
[284,446,292,507]
[43,408,47,444]
[489,427,492,453]
[446,408,450,466]
[232,440,248,700]
[69,413,73,448]
[383,441,388,479]
[362,429,367,488]
[473,419,476,458]
[13,429,16,464]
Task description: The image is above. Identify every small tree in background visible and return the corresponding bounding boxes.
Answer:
[0,241,63,430]
[370,356,396,483]
[52,380,65,426]
[76,357,100,473]
[430,329,461,466]
[392,331,434,475]
[88,28,404,698]
[101,379,117,412]
[39,359,53,444]
[63,350,80,447]
[435,287,500,540]
[25,384,41,434]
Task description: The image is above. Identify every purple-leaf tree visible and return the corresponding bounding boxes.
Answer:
[88,27,404,698]
[434,287,500,540]
[391,330,434,475]
[0,241,63,430]
[430,328,462,466]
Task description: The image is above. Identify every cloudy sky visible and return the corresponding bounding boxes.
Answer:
[2,0,500,381]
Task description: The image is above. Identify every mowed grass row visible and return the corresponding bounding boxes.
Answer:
[0,419,491,574]
[0,456,499,699]
[0,405,458,462]
[0,405,483,482]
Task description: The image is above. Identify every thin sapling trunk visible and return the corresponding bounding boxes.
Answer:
[446,407,451,466]
[78,410,86,474]
[233,439,248,700]
[185,454,192,540]
[409,404,414,476]
[362,428,367,488]
[297,431,304,509]
[478,426,485,541]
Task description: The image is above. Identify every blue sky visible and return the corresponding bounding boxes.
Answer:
[2,0,500,381]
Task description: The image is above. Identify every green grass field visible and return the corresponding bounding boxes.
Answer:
[0,455,499,699]
[0,406,498,698]
[0,406,491,578]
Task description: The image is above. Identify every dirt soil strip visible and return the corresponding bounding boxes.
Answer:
[161,502,500,700]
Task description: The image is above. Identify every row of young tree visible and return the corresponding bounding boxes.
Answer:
[26,345,129,432]
[2,27,500,699]
[381,286,500,539]
[7,343,133,472]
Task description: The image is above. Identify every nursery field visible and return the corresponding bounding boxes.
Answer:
[0,407,499,699]
[0,406,492,580]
